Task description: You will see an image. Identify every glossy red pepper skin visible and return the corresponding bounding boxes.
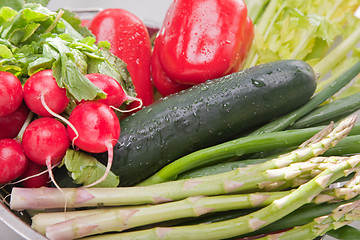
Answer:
[229,16,254,72]
[151,41,190,96]
[155,0,252,85]
[89,8,154,107]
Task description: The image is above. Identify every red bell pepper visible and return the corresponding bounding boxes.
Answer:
[89,8,154,107]
[154,0,253,85]
[151,42,190,96]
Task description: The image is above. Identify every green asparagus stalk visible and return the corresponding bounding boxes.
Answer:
[36,169,360,239]
[257,200,360,240]
[138,115,357,185]
[44,192,290,239]
[10,116,356,210]
[248,61,360,135]
[79,155,360,240]
[7,156,328,210]
[230,197,360,239]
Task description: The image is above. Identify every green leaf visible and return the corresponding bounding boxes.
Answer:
[0,1,24,11]
[98,40,111,50]
[0,4,135,103]
[0,44,13,58]
[0,6,18,27]
[60,8,93,38]
[63,149,120,188]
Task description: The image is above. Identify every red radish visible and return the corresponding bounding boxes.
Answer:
[23,69,69,117]
[22,117,70,189]
[0,138,28,184]
[85,73,142,111]
[67,101,120,187]
[21,161,49,188]
[0,71,23,117]
[0,102,30,139]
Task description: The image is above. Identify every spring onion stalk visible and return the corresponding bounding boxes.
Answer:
[327,225,360,240]
[137,115,356,186]
[178,132,360,180]
[290,93,360,129]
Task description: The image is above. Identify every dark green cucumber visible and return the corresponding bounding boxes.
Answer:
[97,60,316,186]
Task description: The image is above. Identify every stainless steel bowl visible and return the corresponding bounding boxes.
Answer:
[0,189,46,240]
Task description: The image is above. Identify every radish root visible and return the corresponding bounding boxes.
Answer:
[46,157,68,212]
[40,93,79,148]
[111,97,143,113]
[83,141,114,188]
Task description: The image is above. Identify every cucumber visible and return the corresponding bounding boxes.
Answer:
[97,60,316,186]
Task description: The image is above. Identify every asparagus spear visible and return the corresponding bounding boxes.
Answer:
[257,200,360,240]
[10,116,356,210]
[78,155,360,240]
[44,192,290,239]
[37,168,360,239]
[7,156,326,210]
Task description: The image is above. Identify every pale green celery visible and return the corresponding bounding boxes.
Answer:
[242,0,360,74]
[243,0,270,24]
[314,26,360,78]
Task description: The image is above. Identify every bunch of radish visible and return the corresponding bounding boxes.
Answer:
[0,70,134,188]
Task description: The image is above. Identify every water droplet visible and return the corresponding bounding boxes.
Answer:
[201,85,209,91]
[222,103,230,110]
[251,78,266,87]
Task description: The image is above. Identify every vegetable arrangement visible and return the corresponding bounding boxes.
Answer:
[0,0,360,240]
